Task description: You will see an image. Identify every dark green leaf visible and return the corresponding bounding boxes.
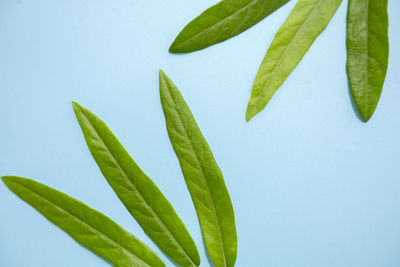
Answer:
[170,0,290,53]
[347,0,389,122]
[246,0,343,121]
[159,70,237,267]
[72,102,200,267]
[2,176,164,267]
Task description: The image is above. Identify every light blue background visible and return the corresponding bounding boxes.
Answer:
[1,0,399,266]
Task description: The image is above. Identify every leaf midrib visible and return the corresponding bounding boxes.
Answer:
[79,108,197,267]
[164,86,227,267]
[364,0,371,114]
[9,179,151,267]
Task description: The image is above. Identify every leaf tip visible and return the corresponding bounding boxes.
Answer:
[169,40,183,53]
[358,107,375,123]
[1,176,18,187]
[361,113,372,123]
[1,176,11,184]
[245,105,256,122]
[168,44,177,53]
[159,69,166,78]
[159,70,172,90]
[169,40,191,53]
[71,101,81,111]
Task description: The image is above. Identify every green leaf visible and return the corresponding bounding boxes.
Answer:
[169,0,290,53]
[346,0,389,122]
[72,102,200,267]
[159,70,237,267]
[2,176,164,267]
[246,0,343,121]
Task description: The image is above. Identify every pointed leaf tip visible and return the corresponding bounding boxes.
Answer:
[2,176,14,185]
[159,69,166,78]
[245,105,257,122]
[245,111,252,122]
[1,176,22,188]
[361,113,372,123]
[72,101,82,111]
[169,44,178,53]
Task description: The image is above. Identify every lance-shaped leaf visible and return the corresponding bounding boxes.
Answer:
[246,0,343,121]
[72,102,200,267]
[169,0,290,53]
[2,176,164,267]
[347,0,389,122]
[159,70,237,267]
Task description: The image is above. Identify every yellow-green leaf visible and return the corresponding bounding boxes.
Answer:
[246,0,343,121]
[2,176,165,267]
[159,70,237,267]
[73,102,200,267]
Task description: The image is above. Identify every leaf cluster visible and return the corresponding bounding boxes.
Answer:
[3,71,237,267]
[171,0,389,122]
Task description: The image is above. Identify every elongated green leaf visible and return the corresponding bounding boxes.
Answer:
[169,0,290,53]
[2,176,164,267]
[159,70,237,267]
[246,0,343,121]
[347,0,389,122]
[72,102,200,267]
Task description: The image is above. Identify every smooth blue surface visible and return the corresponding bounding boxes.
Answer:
[1,0,399,266]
